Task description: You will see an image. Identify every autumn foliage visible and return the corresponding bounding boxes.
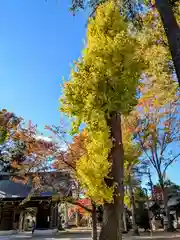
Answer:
[52,130,87,172]
[0,109,21,144]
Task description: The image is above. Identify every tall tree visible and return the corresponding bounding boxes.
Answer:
[155,0,180,86]
[125,15,179,225]
[60,2,144,239]
[132,99,180,229]
[50,127,98,240]
[69,0,180,85]
[123,118,141,236]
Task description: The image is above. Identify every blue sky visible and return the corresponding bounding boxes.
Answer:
[0,0,87,130]
[0,0,180,185]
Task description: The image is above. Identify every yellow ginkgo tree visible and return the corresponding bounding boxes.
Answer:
[60,2,144,239]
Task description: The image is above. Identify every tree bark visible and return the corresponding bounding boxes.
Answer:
[161,186,172,230]
[148,169,154,200]
[57,213,63,230]
[75,211,80,227]
[123,209,127,233]
[64,203,69,227]
[92,202,98,240]
[129,175,139,236]
[159,176,173,231]
[99,113,124,240]
[155,0,180,86]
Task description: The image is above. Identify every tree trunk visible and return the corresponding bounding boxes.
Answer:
[148,169,154,200]
[155,0,180,86]
[123,209,127,233]
[57,214,63,230]
[19,211,23,231]
[92,202,98,240]
[75,211,80,227]
[161,187,172,230]
[99,113,124,240]
[64,202,69,228]
[129,175,139,236]
[159,175,172,231]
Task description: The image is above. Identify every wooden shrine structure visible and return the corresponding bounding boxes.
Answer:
[0,171,72,231]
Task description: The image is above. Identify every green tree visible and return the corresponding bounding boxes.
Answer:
[60,2,144,239]
[165,180,180,195]
[154,180,180,198]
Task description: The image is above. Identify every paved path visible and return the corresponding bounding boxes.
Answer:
[1,231,180,240]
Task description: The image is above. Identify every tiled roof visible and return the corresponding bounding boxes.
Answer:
[168,196,180,207]
[0,171,72,199]
[0,180,31,198]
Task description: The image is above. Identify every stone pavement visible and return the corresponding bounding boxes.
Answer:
[0,230,180,240]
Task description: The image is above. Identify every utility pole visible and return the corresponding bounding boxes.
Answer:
[135,167,154,197]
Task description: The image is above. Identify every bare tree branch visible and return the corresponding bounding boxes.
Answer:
[163,152,180,175]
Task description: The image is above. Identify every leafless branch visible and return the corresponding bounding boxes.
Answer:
[163,152,180,175]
